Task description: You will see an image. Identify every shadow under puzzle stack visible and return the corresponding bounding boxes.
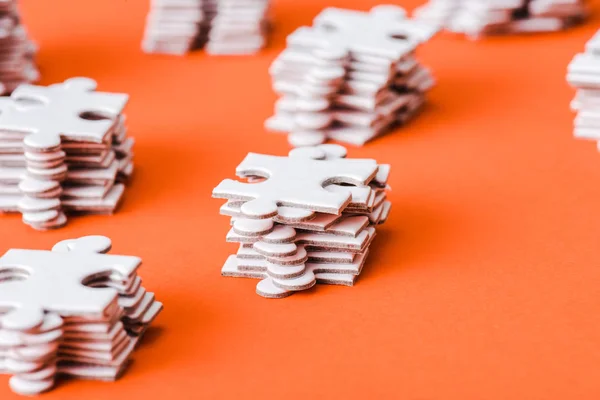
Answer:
[213,144,391,298]
[568,29,600,149]
[0,235,163,395]
[142,0,271,55]
[0,78,134,230]
[413,0,588,38]
[265,6,438,147]
[0,0,38,94]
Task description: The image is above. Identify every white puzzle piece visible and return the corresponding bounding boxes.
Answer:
[143,0,271,55]
[0,235,162,395]
[0,78,127,148]
[266,6,437,147]
[213,152,377,218]
[0,78,134,229]
[414,0,587,37]
[0,238,140,331]
[214,145,392,298]
[568,28,600,153]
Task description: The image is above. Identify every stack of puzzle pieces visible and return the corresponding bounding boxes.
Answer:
[142,0,271,55]
[567,29,600,148]
[413,0,588,38]
[265,6,438,147]
[0,236,163,395]
[203,0,271,55]
[0,0,38,94]
[0,77,134,230]
[141,0,205,55]
[213,144,391,298]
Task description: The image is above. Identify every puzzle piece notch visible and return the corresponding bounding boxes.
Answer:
[0,236,140,331]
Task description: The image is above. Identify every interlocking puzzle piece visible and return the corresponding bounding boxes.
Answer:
[0,236,141,331]
[287,6,423,62]
[213,151,378,218]
[0,77,128,151]
[315,5,439,45]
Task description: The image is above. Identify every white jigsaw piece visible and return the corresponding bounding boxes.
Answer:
[213,151,378,219]
[288,6,422,61]
[215,145,392,299]
[0,236,141,332]
[0,77,128,150]
[314,5,439,45]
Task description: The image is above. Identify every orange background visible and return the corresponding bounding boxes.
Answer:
[1,0,600,398]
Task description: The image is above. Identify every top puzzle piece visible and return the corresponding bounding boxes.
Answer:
[315,5,439,45]
[0,236,141,331]
[213,152,379,219]
[288,6,431,61]
[0,77,128,150]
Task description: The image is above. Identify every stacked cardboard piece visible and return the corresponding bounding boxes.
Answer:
[204,0,271,55]
[213,144,391,298]
[567,29,600,148]
[414,0,588,38]
[142,0,271,55]
[0,0,38,94]
[0,235,163,395]
[0,77,134,230]
[265,6,438,147]
[142,0,205,55]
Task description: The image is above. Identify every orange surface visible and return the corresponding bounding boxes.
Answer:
[1,0,600,398]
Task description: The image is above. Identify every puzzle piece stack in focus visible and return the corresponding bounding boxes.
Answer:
[0,236,163,395]
[265,6,438,147]
[0,77,134,230]
[0,1,38,94]
[213,144,391,298]
[142,0,271,55]
[413,0,588,38]
[567,29,600,148]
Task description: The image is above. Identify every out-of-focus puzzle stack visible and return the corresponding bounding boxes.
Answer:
[567,29,600,149]
[142,0,205,55]
[0,0,38,94]
[213,144,391,298]
[265,6,438,147]
[414,0,588,38]
[204,0,271,55]
[142,0,271,55]
[0,77,134,230]
[0,235,163,395]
